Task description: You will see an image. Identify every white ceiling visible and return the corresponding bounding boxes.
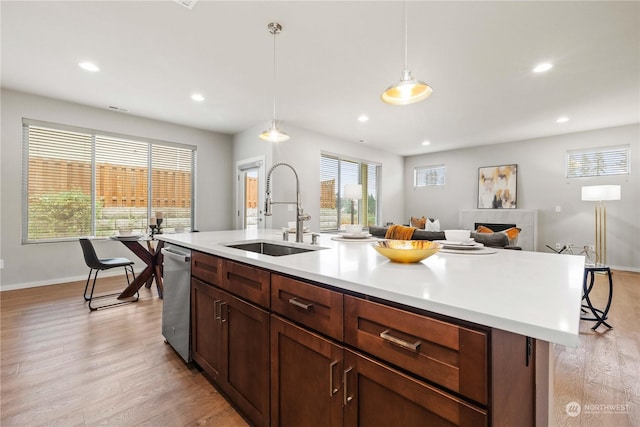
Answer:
[2,1,638,156]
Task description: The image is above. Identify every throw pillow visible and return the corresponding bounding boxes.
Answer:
[425,218,440,231]
[410,216,427,229]
[503,227,521,245]
[476,225,494,233]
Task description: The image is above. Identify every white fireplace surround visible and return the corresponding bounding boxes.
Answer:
[459,209,538,251]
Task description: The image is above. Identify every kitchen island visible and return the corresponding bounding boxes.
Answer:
[158,229,584,427]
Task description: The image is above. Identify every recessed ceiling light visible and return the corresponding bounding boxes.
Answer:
[533,63,553,73]
[78,61,100,72]
[421,140,431,146]
[191,93,205,102]
[556,116,570,123]
[357,114,369,123]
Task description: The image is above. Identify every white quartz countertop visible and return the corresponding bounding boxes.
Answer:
[158,229,584,347]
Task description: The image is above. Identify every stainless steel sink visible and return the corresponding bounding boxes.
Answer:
[224,241,325,257]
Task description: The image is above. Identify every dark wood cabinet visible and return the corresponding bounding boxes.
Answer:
[271,315,486,427]
[344,295,488,405]
[220,289,270,427]
[190,251,536,427]
[343,349,487,427]
[191,256,271,427]
[191,277,223,381]
[271,316,343,427]
[271,273,343,341]
[222,258,271,308]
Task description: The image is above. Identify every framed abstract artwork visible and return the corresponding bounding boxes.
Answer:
[477,164,517,209]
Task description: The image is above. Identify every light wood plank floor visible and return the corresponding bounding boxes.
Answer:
[1,270,638,426]
[553,269,640,426]
[0,277,248,427]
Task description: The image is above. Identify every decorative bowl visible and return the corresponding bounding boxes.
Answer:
[444,229,471,243]
[344,224,363,234]
[372,240,442,263]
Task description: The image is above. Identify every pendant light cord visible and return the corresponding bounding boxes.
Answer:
[403,0,408,71]
[271,25,277,122]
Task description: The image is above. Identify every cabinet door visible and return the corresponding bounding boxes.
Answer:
[221,290,270,427]
[271,316,343,427]
[191,278,223,381]
[343,349,487,427]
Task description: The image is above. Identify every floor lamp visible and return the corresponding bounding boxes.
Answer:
[344,184,362,225]
[581,185,621,265]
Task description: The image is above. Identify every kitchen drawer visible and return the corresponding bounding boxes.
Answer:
[191,251,223,286]
[344,295,488,405]
[271,274,343,341]
[222,259,271,308]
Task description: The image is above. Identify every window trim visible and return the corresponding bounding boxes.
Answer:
[414,164,446,187]
[566,145,630,178]
[22,118,196,243]
[320,151,381,231]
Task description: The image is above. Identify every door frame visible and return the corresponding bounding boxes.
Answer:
[236,155,266,230]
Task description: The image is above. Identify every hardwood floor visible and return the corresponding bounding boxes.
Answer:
[1,270,638,426]
[553,269,640,426]
[0,277,248,427]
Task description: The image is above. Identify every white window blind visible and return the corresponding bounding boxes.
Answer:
[414,164,446,187]
[566,145,629,178]
[320,153,380,231]
[23,119,195,242]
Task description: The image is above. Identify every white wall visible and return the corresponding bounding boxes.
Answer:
[233,123,405,231]
[0,89,234,289]
[404,124,640,271]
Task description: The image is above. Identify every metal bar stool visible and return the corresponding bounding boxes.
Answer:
[580,264,613,330]
[80,238,138,311]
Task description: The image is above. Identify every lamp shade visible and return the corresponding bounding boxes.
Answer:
[344,184,362,200]
[581,185,621,202]
[381,70,433,105]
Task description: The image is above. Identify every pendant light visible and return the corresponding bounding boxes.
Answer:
[259,22,290,142]
[381,1,433,105]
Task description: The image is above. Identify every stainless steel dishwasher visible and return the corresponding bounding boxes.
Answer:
[161,244,192,362]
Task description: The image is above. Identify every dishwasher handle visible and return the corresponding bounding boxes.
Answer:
[161,248,191,262]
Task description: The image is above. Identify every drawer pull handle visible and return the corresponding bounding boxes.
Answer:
[220,302,227,323]
[214,300,221,322]
[329,360,339,396]
[343,367,353,406]
[288,297,313,310]
[380,329,421,352]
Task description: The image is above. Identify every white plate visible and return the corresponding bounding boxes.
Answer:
[435,240,484,249]
[341,233,372,239]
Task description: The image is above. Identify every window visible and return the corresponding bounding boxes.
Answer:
[23,119,195,243]
[566,145,629,178]
[414,164,446,187]
[320,153,380,231]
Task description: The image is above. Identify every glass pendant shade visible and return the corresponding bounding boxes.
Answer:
[381,69,433,105]
[259,120,290,142]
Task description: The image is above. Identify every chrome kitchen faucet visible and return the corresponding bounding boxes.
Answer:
[264,163,311,243]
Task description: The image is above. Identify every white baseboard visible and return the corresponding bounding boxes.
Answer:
[0,269,144,292]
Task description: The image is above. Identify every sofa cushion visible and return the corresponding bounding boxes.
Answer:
[471,231,509,248]
[410,216,426,229]
[369,226,446,241]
